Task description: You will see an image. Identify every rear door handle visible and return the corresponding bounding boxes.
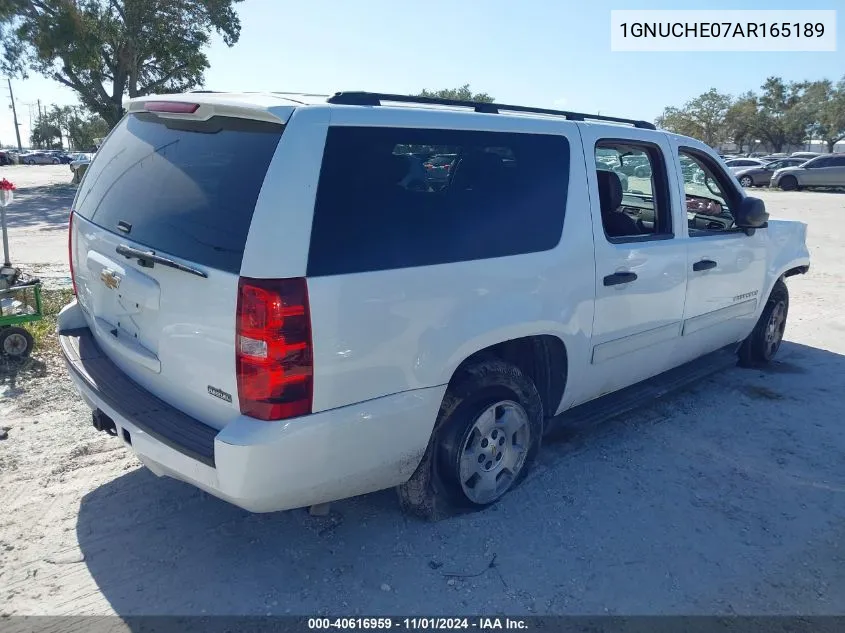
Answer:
[603,271,638,286]
[693,259,718,272]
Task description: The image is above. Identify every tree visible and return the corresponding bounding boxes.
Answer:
[802,78,845,152]
[0,1,244,127]
[655,106,701,138]
[654,88,731,147]
[724,92,759,154]
[68,111,110,151]
[685,89,732,147]
[30,117,62,149]
[756,77,810,152]
[416,84,495,103]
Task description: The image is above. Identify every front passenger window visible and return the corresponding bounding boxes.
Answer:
[679,150,738,235]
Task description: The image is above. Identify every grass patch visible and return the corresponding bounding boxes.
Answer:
[22,288,74,356]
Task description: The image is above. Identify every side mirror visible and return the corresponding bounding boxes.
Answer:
[735,196,769,233]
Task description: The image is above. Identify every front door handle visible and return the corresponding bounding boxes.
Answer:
[603,271,638,286]
[693,259,718,272]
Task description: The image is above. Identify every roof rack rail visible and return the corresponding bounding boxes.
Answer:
[326,91,656,130]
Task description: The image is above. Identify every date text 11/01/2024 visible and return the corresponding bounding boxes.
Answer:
[307,618,529,630]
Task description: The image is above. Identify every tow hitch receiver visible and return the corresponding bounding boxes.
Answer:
[92,409,117,436]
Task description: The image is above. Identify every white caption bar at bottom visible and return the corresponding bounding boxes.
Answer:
[611,10,836,52]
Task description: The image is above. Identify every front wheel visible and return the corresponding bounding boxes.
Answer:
[779,175,799,191]
[397,359,544,520]
[738,280,788,367]
[739,175,754,188]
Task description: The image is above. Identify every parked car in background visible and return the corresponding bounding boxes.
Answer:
[0,151,13,166]
[723,158,768,174]
[20,151,61,165]
[423,154,456,185]
[771,154,845,190]
[69,152,94,184]
[617,154,650,176]
[735,158,808,188]
[790,152,821,160]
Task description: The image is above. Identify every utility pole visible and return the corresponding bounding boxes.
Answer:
[37,98,42,120]
[7,79,22,151]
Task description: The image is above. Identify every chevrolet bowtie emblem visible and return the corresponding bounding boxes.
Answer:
[100,268,121,290]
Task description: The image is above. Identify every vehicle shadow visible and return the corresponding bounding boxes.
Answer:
[74,340,845,617]
[0,355,48,397]
[2,185,75,231]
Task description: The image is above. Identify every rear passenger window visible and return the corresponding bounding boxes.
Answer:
[594,141,672,241]
[307,127,569,276]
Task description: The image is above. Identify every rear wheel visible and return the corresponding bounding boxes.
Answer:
[739,175,754,188]
[0,327,34,358]
[738,280,788,367]
[779,175,799,191]
[397,359,543,520]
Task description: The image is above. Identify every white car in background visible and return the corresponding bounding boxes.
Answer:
[723,158,769,174]
[20,151,61,165]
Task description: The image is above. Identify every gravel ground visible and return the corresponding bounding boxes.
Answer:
[1,177,845,616]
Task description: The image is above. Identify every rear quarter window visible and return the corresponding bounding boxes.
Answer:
[307,126,570,276]
[73,113,284,274]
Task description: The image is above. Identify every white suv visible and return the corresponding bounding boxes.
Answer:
[58,91,810,518]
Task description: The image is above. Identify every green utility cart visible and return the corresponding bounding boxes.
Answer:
[0,180,44,358]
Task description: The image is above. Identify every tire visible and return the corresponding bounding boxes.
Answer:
[739,175,754,188]
[738,280,788,368]
[634,165,651,178]
[779,175,799,191]
[0,326,34,358]
[397,359,544,520]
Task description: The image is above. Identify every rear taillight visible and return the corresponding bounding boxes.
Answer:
[236,277,313,421]
[68,210,77,296]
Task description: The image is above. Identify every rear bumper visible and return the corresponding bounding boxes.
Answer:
[58,301,443,512]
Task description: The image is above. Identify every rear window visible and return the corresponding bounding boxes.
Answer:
[307,126,570,276]
[73,112,284,274]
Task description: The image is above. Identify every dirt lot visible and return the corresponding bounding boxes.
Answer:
[0,165,76,288]
[2,169,845,616]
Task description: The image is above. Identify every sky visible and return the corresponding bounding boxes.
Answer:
[2,0,844,147]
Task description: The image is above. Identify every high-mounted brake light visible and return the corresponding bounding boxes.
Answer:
[68,210,78,296]
[236,277,313,421]
[143,101,200,114]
